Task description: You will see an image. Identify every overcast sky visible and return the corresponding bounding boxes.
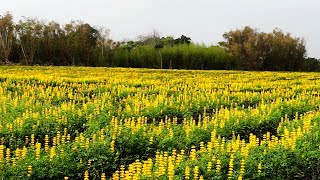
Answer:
[1,0,319,58]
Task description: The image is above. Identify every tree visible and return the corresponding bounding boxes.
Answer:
[174,35,191,45]
[15,17,43,65]
[304,58,320,72]
[64,21,78,65]
[75,22,99,66]
[62,21,100,66]
[160,36,175,47]
[137,29,161,45]
[95,26,110,66]
[39,21,64,65]
[0,12,14,64]
[219,26,306,71]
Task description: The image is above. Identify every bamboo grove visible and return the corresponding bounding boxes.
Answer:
[0,66,320,179]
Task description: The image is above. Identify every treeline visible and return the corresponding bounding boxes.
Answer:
[0,13,233,69]
[0,12,319,71]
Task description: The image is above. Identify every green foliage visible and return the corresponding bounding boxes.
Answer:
[303,58,320,72]
[219,26,307,71]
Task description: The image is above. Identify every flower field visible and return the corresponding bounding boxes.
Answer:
[0,66,320,180]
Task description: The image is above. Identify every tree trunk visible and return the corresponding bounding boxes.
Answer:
[158,51,162,69]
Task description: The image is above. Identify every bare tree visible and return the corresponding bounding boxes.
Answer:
[96,26,110,62]
[137,29,161,45]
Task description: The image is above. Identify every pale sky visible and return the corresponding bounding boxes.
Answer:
[1,0,319,58]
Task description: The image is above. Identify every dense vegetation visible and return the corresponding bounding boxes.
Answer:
[0,66,320,179]
[1,12,319,71]
[219,26,307,71]
[0,13,232,70]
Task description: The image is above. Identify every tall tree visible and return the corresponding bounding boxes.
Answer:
[0,12,14,64]
[74,22,99,66]
[15,17,43,65]
[95,26,110,66]
[40,21,64,65]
